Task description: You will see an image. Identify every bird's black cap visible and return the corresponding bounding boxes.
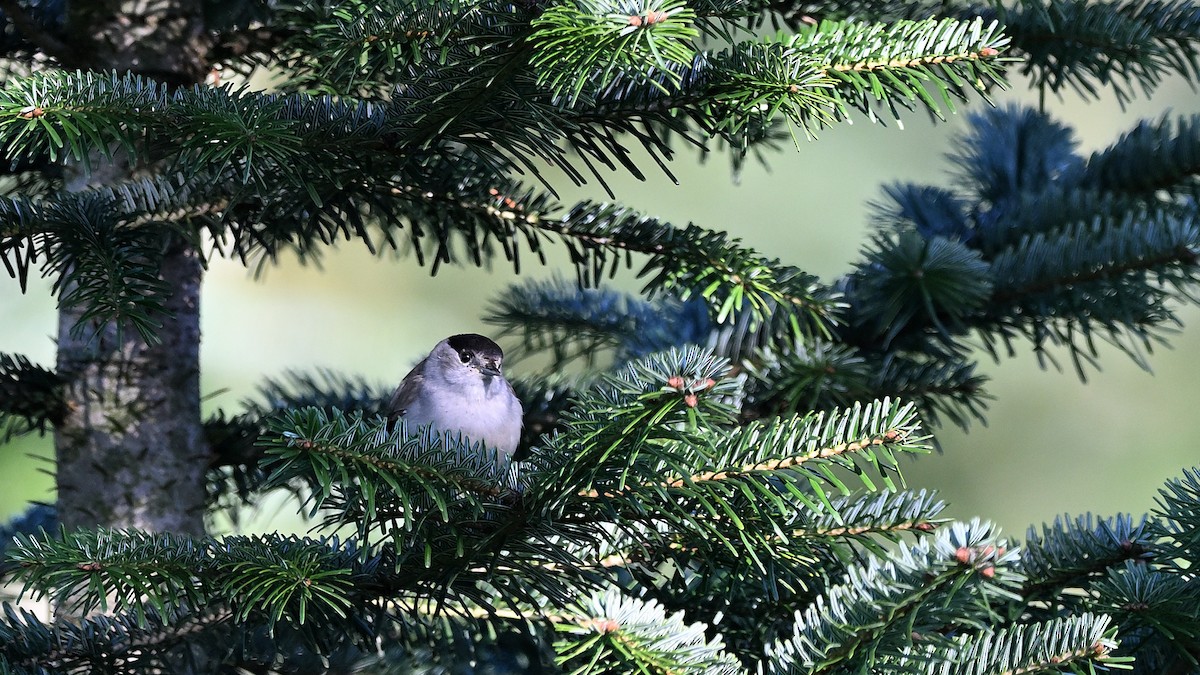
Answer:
[447,333,503,357]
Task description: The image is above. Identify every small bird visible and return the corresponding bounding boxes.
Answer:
[386,334,523,459]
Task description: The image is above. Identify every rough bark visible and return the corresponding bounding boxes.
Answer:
[52,1,213,534]
[54,240,207,535]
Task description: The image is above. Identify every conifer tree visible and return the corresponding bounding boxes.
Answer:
[1,0,1199,673]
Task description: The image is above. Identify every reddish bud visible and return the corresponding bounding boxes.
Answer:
[684,393,699,408]
[582,618,621,633]
[955,547,972,564]
[667,376,685,389]
[628,14,643,26]
[980,47,998,57]
[980,565,995,578]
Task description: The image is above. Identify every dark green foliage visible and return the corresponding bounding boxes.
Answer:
[1154,468,1200,560]
[0,354,62,441]
[1021,513,1155,609]
[1000,0,1200,102]
[1084,114,1200,198]
[484,278,713,371]
[2,349,953,672]
[830,105,1200,403]
[773,520,1024,672]
[0,0,1199,672]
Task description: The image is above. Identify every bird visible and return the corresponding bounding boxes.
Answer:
[386,333,523,459]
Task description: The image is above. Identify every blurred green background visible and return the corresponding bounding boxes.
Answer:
[3,73,1198,540]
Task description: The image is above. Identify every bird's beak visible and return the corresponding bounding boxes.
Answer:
[481,360,502,378]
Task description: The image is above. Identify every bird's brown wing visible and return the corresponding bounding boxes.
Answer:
[386,357,427,422]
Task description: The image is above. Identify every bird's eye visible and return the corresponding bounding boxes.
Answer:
[458,351,471,364]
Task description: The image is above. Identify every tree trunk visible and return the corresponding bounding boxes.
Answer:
[53,1,212,534]
[54,241,207,535]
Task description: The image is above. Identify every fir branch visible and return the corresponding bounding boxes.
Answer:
[0,157,833,355]
[267,1,471,93]
[5,528,210,621]
[0,193,46,293]
[0,71,393,184]
[407,184,836,348]
[210,25,290,69]
[989,217,1197,307]
[771,520,1022,673]
[261,408,518,516]
[216,536,356,629]
[742,339,990,429]
[0,602,237,674]
[204,410,274,515]
[484,277,713,371]
[0,70,166,165]
[795,17,1011,123]
[660,398,927,493]
[43,207,173,344]
[2,531,387,667]
[970,188,1178,258]
[530,0,700,105]
[546,202,840,347]
[1001,0,1200,102]
[554,591,742,674]
[743,339,874,417]
[787,489,945,544]
[244,369,390,418]
[1082,113,1200,199]
[853,106,1200,381]
[625,16,1013,147]
[935,613,1125,675]
[527,357,930,587]
[751,0,953,26]
[851,229,993,346]
[0,503,56,568]
[983,210,1200,372]
[1092,561,1200,656]
[523,346,741,504]
[0,352,63,441]
[204,370,391,511]
[254,408,592,610]
[0,173,231,292]
[1152,467,1200,568]
[1020,513,1155,607]
[265,0,534,96]
[521,348,837,568]
[873,356,990,429]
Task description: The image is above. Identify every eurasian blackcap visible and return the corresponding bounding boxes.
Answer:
[386,333,523,459]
